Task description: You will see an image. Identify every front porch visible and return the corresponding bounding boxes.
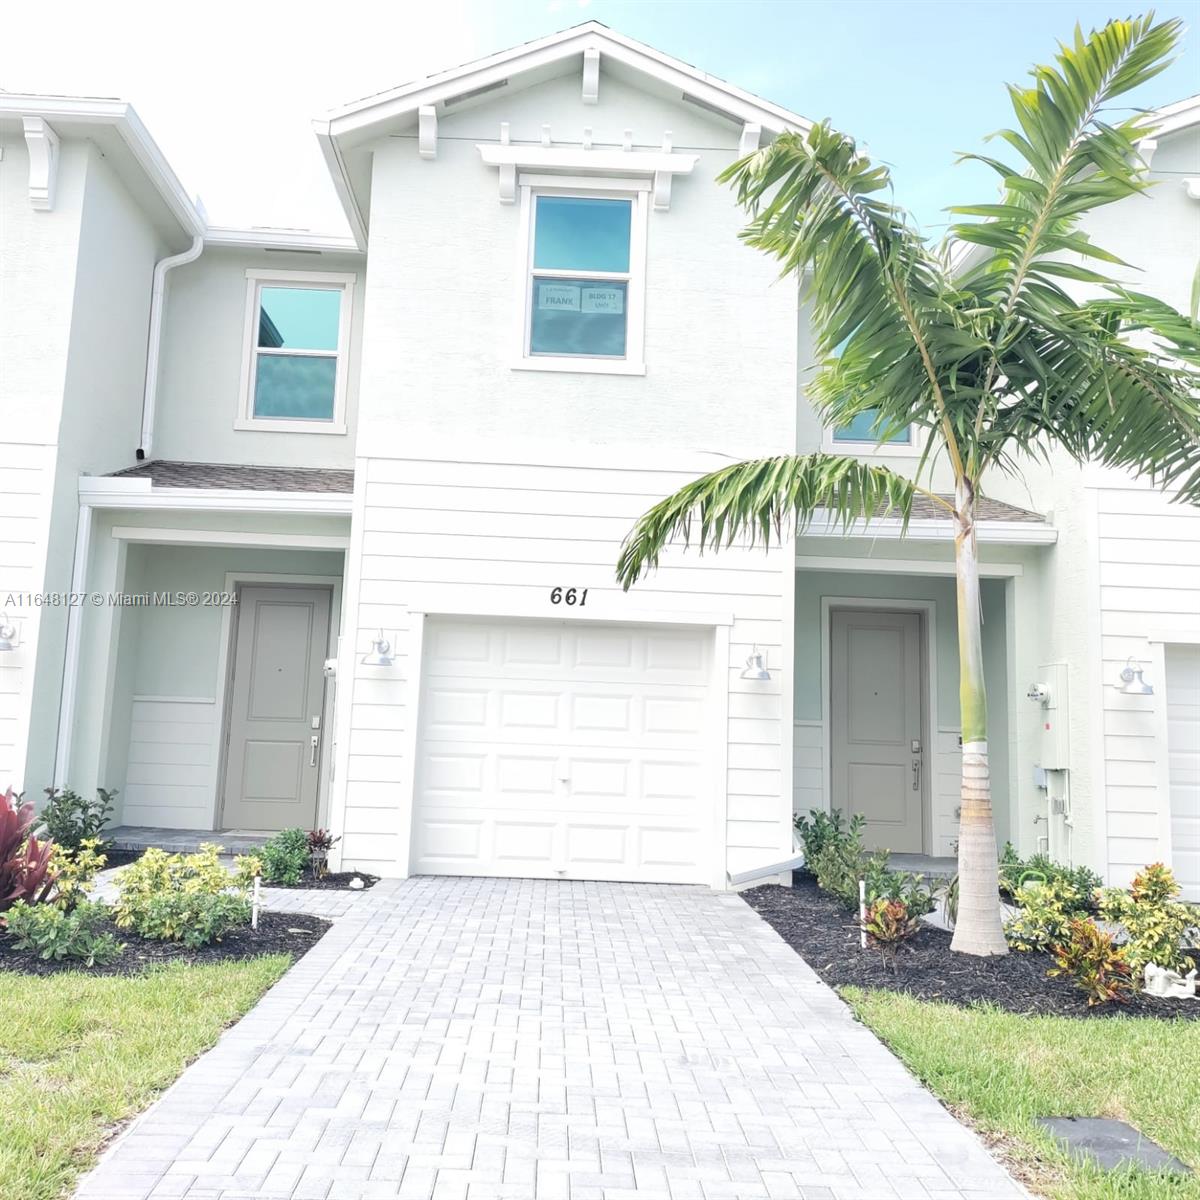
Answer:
[62,462,352,841]
[792,523,1053,864]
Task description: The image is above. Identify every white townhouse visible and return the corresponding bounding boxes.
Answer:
[0,25,1196,894]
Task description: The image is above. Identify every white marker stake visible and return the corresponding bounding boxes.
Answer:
[859,879,867,950]
[252,875,261,931]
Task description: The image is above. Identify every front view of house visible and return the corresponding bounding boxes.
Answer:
[1,25,1196,894]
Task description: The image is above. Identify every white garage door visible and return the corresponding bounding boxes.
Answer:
[1166,645,1200,902]
[412,618,714,884]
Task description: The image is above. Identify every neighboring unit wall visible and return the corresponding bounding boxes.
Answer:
[0,134,88,788]
[331,449,793,880]
[153,247,365,468]
[1090,480,1200,887]
[23,145,166,795]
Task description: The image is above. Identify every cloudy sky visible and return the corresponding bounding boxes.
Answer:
[3,0,1196,235]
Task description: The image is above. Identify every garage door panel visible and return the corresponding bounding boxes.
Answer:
[413,618,714,883]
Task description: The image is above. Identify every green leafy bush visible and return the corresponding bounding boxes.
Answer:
[1004,877,1087,952]
[4,899,124,966]
[863,857,936,917]
[126,892,251,949]
[38,787,115,853]
[806,813,890,910]
[795,809,849,870]
[49,838,107,911]
[259,828,310,885]
[114,844,250,945]
[998,843,1101,903]
[1048,917,1134,1006]
[1097,863,1198,973]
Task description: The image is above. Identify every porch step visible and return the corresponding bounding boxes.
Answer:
[104,825,271,855]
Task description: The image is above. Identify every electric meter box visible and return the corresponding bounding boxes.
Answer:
[1034,661,1070,770]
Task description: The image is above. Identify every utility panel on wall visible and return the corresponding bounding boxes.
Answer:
[1031,662,1071,770]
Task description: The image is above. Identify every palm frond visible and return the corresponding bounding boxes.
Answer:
[616,455,930,589]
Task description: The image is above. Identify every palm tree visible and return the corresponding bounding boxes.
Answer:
[616,15,1200,956]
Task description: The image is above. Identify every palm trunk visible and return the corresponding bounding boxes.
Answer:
[949,481,1008,956]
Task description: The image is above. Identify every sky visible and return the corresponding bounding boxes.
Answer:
[2,0,1197,237]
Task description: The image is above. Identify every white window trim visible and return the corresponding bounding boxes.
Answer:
[235,267,356,435]
[822,419,926,459]
[510,184,648,377]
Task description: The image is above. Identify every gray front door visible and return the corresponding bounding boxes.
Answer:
[830,608,925,853]
[221,585,331,831]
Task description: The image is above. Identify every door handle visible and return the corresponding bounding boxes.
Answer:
[912,758,921,791]
[310,735,319,767]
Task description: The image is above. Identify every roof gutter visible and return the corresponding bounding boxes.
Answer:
[137,234,204,460]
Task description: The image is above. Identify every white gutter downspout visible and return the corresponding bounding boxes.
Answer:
[138,234,203,459]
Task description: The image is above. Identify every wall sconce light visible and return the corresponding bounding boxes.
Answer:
[0,613,20,653]
[361,630,394,667]
[740,645,771,681]
[1118,657,1154,696]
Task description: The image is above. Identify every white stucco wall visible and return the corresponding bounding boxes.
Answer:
[0,135,90,790]
[153,247,365,467]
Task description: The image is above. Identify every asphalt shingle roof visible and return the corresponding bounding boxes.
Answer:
[106,460,1044,522]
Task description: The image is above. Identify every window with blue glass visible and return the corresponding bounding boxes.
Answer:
[528,195,632,359]
[245,279,349,424]
[832,409,912,445]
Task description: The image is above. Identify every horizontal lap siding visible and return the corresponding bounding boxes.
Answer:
[1096,485,1200,887]
[0,444,55,785]
[122,698,218,829]
[339,454,790,878]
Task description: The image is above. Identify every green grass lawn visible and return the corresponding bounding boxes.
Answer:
[845,988,1200,1200]
[0,957,291,1200]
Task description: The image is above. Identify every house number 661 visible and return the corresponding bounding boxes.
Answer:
[550,587,588,607]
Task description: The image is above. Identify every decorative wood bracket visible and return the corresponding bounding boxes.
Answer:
[738,123,762,157]
[582,48,600,105]
[418,106,438,159]
[23,116,60,211]
[478,139,699,209]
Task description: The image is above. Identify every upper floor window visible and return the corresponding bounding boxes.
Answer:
[831,409,912,446]
[514,184,648,376]
[236,269,356,434]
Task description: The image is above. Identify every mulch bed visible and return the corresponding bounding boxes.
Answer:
[264,871,379,891]
[743,873,1200,1020]
[0,911,331,977]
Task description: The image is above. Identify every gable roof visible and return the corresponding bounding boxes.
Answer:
[0,94,204,246]
[313,21,812,249]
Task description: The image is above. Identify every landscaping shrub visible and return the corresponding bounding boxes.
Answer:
[862,898,921,964]
[0,787,56,912]
[38,787,115,853]
[806,813,889,910]
[49,838,107,911]
[863,857,936,917]
[114,844,251,946]
[1097,862,1199,973]
[1048,917,1134,1006]
[795,809,849,869]
[1004,877,1087,952]
[307,828,340,878]
[998,843,1101,902]
[4,898,123,966]
[258,828,310,885]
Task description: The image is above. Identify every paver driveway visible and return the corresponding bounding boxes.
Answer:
[76,878,1024,1200]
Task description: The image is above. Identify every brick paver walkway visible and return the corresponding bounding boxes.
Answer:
[75,878,1024,1200]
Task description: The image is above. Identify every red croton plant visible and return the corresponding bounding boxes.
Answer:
[0,786,57,911]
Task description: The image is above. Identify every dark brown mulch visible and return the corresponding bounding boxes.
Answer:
[99,847,145,868]
[0,911,330,977]
[264,871,379,891]
[743,874,1200,1020]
